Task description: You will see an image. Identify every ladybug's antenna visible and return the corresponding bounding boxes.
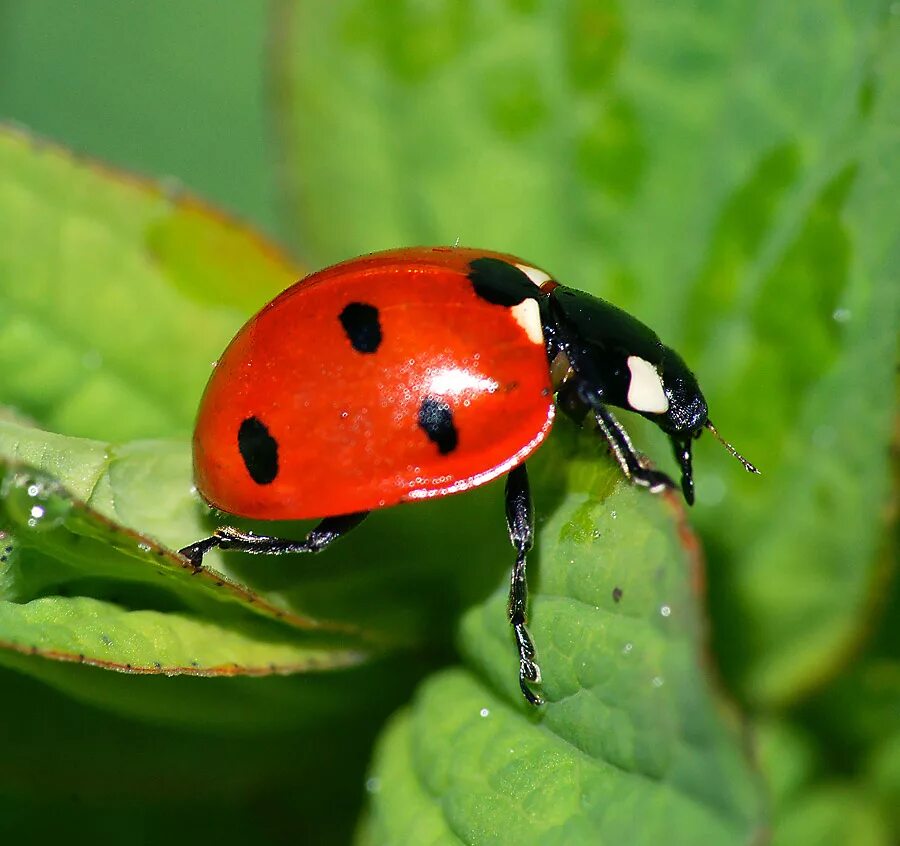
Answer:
[704,421,760,475]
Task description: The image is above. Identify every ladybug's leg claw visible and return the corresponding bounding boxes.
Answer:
[630,464,676,494]
[178,536,221,571]
[514,621,543,706]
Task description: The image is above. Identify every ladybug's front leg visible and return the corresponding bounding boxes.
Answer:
[505,463,543,706]
[574,382,675,494]
[179,511,368,569]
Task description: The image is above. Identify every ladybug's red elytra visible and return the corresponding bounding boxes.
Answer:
[180,246,758,705]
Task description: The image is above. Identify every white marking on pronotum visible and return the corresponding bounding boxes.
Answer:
[515,263,553,288]
[626,355,669,413]
[510,299,544,344]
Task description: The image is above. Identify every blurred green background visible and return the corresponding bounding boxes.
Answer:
[0,1,897,844]
[0,1,282,240]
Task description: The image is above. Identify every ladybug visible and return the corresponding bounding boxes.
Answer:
[179,246,757,705]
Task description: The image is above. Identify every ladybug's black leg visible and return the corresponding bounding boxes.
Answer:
[505,463,542,706]
[580,387,675,494]
[178,511,368,569]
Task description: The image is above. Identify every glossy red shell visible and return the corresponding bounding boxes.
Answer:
[192,247,555,520]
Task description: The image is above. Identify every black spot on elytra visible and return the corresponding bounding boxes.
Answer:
[612,586,623,603]
[468,257,538,306]
[418,396,458,455]
[238,416,279,485]
[339,302,382,353]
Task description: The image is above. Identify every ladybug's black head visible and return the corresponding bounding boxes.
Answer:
[651,346,709,505]
[655,346,708,436]
[655,346,759,503]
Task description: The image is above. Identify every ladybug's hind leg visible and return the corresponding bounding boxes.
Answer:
[505,464,543,706]
[178,511,368,569]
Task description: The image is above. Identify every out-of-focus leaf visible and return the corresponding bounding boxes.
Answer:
[771,785,891,846]
[755,718,820,815]
[0,666,392,844]
[0,125,295,442]
[361,451,765,845]
[865,731,900,835]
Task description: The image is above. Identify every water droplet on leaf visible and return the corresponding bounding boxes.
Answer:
[1,470,71,532]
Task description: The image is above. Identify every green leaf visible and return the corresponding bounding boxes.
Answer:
[0,125,295,442]
[0,665,401,843]
[798,657,900,834]
[771,785,891,846]
[0,452,373,662]
[755,718,820,815]
[275,0,900,707]
[361,446,765,844]
[0,594,363,676]
[866,731,900,835]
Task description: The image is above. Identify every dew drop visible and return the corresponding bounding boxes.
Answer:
[1,471,71,533]
[610,511,617,519]
[365,777,381,794]
[479,707,490,718]
[622,642,633,655]
[832,308,852,323]
[660,604,671,618]
[652,676,664,688]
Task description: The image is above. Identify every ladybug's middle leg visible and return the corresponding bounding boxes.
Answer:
[179,511,368,569]
[505,463,543,706]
